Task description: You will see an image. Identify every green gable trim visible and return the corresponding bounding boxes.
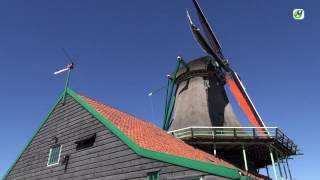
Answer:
[3,89,254,180]
[66,88,241,179]
[240,175,256,180]
[141,148,240,179]
[2,93,64,180]
[67,89,143,151]
[240,176,248,180]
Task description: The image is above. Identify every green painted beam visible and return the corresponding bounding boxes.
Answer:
[162,79,171,130]
[163,59,181,130]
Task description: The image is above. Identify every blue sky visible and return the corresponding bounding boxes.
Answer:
[0,0,318,179]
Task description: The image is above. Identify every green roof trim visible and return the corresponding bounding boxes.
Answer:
[67,88,241,179]
[2,93,64,180]
[240,176,248,180]
[240,175,256,180]
[3,88,256,180]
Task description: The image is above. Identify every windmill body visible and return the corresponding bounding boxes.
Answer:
[170,56,241,130]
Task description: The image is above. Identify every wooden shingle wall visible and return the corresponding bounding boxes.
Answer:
[5,95,228,180]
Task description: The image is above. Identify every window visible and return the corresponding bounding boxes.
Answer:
[47,145,62,166]
[147,171,159,180]
[75,134,96,150]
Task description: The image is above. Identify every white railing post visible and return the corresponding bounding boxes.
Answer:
[168,126,278,139]
[242,144,248,172]
[269,147,278,180]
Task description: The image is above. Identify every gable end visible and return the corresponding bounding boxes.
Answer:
[3,89,246,180]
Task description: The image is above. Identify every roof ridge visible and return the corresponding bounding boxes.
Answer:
[81,95,266,179]
[78,94,236,165]
[67,89,263,179]
[78,94,154,125]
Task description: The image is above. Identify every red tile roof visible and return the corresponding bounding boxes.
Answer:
[79,94,266,180]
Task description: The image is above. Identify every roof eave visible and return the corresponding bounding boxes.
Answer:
[67,88,242,179]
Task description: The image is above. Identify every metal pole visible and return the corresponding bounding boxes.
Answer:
[275,151,284,180]
[266,166,270,178]
[242,144,248,172]
[163,58,181,130]
[162,78,170,129]
[285,157,293,180]
[281,158,288,180]
[269,147,278,180]
[62,69,71,104]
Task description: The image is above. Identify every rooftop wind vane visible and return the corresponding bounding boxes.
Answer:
[54,49,76,103]
[54,63,74,75]
[54,62,74,104]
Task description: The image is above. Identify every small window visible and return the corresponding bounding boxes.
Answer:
[147,171,159,180]
[75,134,96,150]
[47,145,62,166]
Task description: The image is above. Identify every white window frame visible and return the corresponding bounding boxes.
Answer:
[47,145,62,167]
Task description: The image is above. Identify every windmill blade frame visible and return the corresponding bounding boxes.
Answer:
[186,10,229,71]
[186,10,213,56]
[226,72,269,134]
[188,0,268,131]
[192,0,222,57]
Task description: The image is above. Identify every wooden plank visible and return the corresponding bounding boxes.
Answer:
[6,95,219,180]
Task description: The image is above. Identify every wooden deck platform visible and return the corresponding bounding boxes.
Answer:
[169,127,299,170]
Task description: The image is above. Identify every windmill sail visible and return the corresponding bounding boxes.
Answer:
[187,0,268,132]
[186,10,213,56]
[192,0,222,58]
[186,10,229,71]
[226,72,267,128]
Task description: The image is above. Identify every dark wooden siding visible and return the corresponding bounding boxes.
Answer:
[5,95,229,180]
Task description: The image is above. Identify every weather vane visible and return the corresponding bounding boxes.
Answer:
[54,48,76,103]
[54,62,74,103]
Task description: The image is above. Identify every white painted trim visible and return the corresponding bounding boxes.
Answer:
[233,72,270,135]
[47,145,62,167]
[168,126,278,133]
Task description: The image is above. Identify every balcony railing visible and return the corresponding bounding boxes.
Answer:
[168,126,298,154]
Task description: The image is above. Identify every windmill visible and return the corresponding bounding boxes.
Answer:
[164,0,300,179]
[163,0,267,133]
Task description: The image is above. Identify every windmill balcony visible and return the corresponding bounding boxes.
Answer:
[168,126,300,170]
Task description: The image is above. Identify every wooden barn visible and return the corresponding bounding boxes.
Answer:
[3,88,264,180]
